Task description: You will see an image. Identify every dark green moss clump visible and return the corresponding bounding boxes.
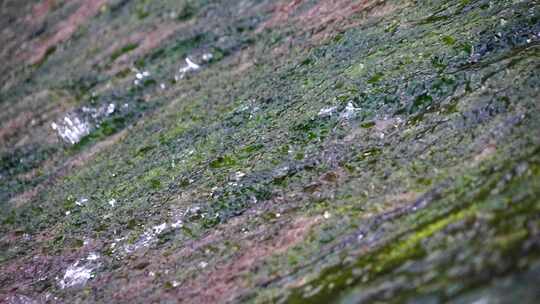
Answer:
[110,43,139,62]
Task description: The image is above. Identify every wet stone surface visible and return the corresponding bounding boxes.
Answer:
[1,0,539,303]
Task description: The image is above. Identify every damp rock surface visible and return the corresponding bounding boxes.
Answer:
[1,0,539,303]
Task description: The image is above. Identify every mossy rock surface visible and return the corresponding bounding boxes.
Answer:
[1,0,539,303]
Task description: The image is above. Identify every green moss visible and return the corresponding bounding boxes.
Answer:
[367,72,384,84]
[374,207,473,272]
[409,93,433,114]
[135,145,156,157]
[149,178,162,190]
[493,229,528,251]
[110,43,139,62]
[177,3,197,21]
[441,35,456,46]
[71,117,127,152]
[170,34,205,57]
[385,20,400,34]
[209,155,237,169]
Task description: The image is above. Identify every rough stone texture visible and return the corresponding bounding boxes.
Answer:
[1,0,539,303]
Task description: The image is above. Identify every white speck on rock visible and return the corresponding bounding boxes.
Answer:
[134,71,151,85]
[153,223,168,234]
[106,103,116,115]
[199,261,208,269]
[177,57,201,80]
[108,199,117,207]
[123,223,169,254]
[171,220,183,228]
[185,58,200,70]
[340,102,359,120]
[51,115,91,145]
[234,171,246,181]
[202,53,213,62]
[75,198,88,206]
[51,101,119,145]
[323,211,331,219]
[471,297,490,304]
[318,106,337,117]
[87,253,99,261]
[58,261,94,289]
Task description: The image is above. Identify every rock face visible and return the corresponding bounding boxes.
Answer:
[1,0,539,303]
